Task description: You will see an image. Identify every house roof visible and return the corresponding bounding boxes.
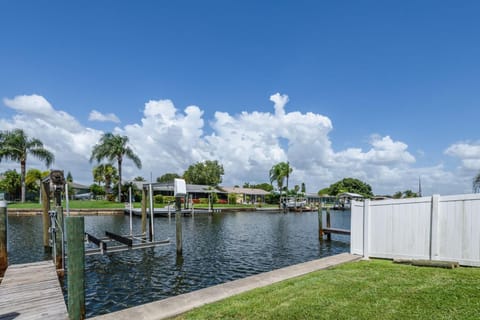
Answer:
[222,186,270,196]
[70,182,90,190]
[132,181,225,194]
[338,192,364,199]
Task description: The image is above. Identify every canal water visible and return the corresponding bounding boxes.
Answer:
[7,210,350,317]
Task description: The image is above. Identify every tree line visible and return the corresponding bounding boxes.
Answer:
[3,128,480,203]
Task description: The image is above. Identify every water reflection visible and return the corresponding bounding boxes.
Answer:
[8,210,350,317]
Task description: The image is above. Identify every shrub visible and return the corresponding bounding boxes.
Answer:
[154,194,164,204]
[163,196,175,204]
[228,193,237,204]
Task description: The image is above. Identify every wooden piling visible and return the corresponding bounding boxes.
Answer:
[148,184,154,242]
[66,216,85,320]
[318,203,323,241]
[175,197,183,255]
[326,208,331,241]
[41,182,51,251]
[55,206,64,275]
[141,187,147,235]
[0,201,7,276]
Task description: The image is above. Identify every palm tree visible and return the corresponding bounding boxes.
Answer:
[26,168,49,203]
[473,172,480,193]
[0,129,54,202]
[269,163,285,195]
[92,163,118,195]
[284,161,293,195]
[90,133,142,202]
[269,162,293,204]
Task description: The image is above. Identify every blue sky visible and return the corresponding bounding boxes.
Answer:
[1,1,480,195]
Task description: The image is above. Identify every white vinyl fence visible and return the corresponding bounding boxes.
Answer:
[351,194,480,266]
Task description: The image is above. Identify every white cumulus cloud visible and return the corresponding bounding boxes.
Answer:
[445,142,480,170]
[1,94,102,183]
[88,110,120,123]
[0,93,469,196]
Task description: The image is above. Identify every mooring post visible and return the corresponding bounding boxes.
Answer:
[67,216,85,320]
[141,187,147,236]
[175,197,183,255]
[41,182,51,251]
[0,200,7,276]
[326,207,332,241]
[148,183,154,242]
[55,205,64,275]
[318,202,323,241]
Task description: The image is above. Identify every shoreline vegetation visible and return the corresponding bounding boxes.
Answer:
[4,200,285,215]
[173,259,480,320]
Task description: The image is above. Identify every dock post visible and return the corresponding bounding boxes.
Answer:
[318,203,323,241]
[55,205,64,275]
[148,183,154,242]
[41,182,51,252]
[141,187,147,235]
[0,201,7,276]
[326,207,331,241]
[175,197,183,255]
[67,216,85,320]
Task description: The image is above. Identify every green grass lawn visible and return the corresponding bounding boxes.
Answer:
[173,259,480,320]
[7,200,279,210]
[8,200,131,209]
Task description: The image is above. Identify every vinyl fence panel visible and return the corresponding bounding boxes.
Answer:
[351,194,480,266]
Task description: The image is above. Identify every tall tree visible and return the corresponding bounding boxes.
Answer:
[269,162,293,196]
[0,129,54,202]
[269,163,285,195]
[183,160,224,186]
[157,173,181,183]
[403,190,418,198]
[92,163,118,195]
[66,171,73,183]
[243,182,273,192]
[0,169,21,201]
[474,172,480,193]
[326,177,373,197]
[285,162,293,194]
[26,169,49,202]
[90,133,142,201]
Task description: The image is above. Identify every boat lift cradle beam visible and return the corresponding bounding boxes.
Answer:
[84,231,170,256]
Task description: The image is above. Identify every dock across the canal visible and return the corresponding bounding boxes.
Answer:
[0,260,68,320]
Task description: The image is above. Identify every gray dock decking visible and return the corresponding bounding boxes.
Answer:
[0,260,68,320]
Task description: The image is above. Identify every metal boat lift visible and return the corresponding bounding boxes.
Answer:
[84,186,170,256]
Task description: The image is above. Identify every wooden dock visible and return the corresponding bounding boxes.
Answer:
[0,260,68,320]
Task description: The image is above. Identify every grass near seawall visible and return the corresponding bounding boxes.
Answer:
[7,200,279,210]
[8,200,129,209]
[173,259,480,320]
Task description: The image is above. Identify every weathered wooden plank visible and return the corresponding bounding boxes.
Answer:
[323,227,351,235]
[106,230,133,246]
[0,260,68,320]
[86,232,107,252]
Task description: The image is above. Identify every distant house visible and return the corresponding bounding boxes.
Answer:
[70,182,92,200]
[222,186,270,204]
[305,193,334,206]
[336,192,364,209]
[132,181,226,203]
[371,195,392,201]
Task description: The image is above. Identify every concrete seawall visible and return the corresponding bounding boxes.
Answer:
[91,253,361,320]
